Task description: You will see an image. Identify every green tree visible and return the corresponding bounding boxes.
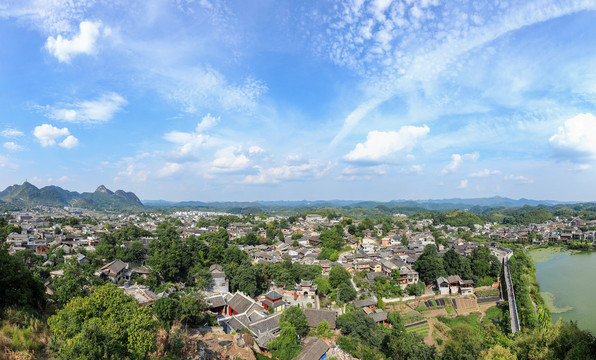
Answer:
[329,265,352,288]
[280,306,309,338]
[267,321,302,360]
[337,282,357,302]
[320,229,345,250]
[413,244,446,284]
[316,320,331,338]
[48,284,157,360]
[0,246,46,312]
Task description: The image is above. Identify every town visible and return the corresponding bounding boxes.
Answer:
[3,205,596,359]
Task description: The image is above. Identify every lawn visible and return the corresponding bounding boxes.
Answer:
[438,312,482,329]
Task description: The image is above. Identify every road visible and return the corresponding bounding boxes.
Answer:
[503,250,521,333]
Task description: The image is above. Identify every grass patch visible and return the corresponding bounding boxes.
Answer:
[444,305,454,315]
[403,314,425,325]
[475,288,499,298]
[541,292,573,314]
[438,313,482,329]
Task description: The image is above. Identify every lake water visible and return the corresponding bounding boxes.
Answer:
[529,248,596,334]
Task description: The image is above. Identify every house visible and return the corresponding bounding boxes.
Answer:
[206,295,227,315]
[368,310,389,325]
[460,280,474,295]
[447,275,463,294]
[295,280,317,297]
[206,264,229,294]
[261,290,285,312]
[296,337,330,360]
[227,292,263,316]
[354,298,377,310]
[97,259,129,283]
[304,309,337,329]
[436,276,449,295]
[121,285,160,306]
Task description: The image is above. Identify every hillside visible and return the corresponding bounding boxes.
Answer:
[0,182,144,211]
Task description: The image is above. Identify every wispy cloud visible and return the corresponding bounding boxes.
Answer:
[3,142,24,151]
[43,93,127,124]
[470,168,501,177]
[243,161,331,184]
[504,174,534,184]
[1,128,24,138]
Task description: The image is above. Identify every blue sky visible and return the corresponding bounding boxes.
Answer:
[1,0,596,202]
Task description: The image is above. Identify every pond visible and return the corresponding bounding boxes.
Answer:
[528,247,596,334]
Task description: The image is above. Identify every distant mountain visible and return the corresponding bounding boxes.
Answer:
[142,196,569,211]
[0,182,144,211]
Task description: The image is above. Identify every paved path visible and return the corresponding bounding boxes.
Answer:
[503,250,521,333]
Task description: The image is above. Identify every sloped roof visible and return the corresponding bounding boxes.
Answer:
[354,298,377,308]
[368,311,389,323]
[296,337,329,360]
[228,292,255,314]
[304,309,337,329]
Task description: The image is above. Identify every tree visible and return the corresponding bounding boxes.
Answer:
[329,265,352,288]
[280,306,309,338]
[337,282,357,302]
[48,284,157,360]
[413,244,446,284]
[51,262,91,307]
[153,297,179,328]
[178,294,207,327]
[316,320,331,338]
[0,246,46,312]
[267,322,302,360]
[320,229,344,250]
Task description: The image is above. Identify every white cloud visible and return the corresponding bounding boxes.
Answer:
[3,142,24,151]
[45,20,104,63]
[1,128,24,138]
[243,162,330,184]
[457,179,469,189]
[195,113,220,132]
[441,152,479,175]
[470,168,501,177]
[212,146,250,172]
[249,145,265,154]
[46,93,127,124]
[157,162,183,177]
[344,125,429,162]
[59,135,79,149]
[33,124,70,147]
[549,113,596,160]
[57,175,69,182]
[504,174,534,184]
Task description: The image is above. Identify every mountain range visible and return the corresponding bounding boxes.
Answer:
[0,182,144,211]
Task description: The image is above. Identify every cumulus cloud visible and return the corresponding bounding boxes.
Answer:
[344,125,429,162]
[549,113,596,160]
[441,152,479,174]
[59,135,79,149]
[212,146,250,172]
[195,113,220,132]
[3,142,24,151]
[504,174,534,184]
[33,124,70,147]
[470,168,501,177]
[45,20,105,63]
[46,93,127,124]
[1,128,24,138]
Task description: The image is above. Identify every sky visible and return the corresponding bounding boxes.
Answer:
[1,0,596,202]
